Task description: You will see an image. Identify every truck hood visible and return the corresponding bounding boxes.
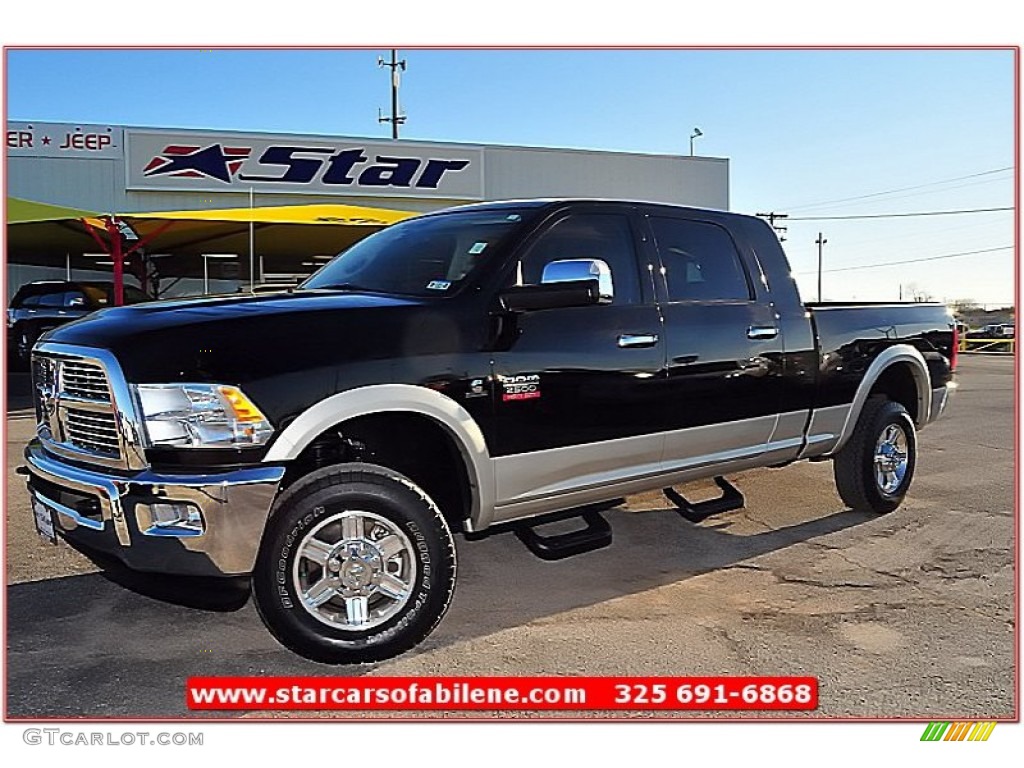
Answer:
[43,289,438,386]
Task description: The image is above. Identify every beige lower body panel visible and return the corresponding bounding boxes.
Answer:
[491,413,810,526]
[797,404,852,459]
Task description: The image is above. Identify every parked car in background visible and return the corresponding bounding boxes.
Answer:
[966,323,1016,340]
[7,281,149,367]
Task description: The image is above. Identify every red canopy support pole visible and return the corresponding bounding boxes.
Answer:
[104,217,124,306]
[123,221,174,298]
[81,217,109,253]
[124,220,174,256]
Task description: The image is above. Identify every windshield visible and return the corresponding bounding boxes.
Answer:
[302,209,530,297]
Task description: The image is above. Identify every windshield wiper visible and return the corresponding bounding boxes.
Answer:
[315,282,372,292]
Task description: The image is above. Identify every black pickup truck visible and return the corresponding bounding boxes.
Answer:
[23,199,956,663]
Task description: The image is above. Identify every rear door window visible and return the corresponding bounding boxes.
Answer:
[650,217,752,302]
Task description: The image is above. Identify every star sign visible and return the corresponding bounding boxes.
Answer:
[144,144,244,183]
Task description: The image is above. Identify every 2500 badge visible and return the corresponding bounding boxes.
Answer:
[500,374,541,402]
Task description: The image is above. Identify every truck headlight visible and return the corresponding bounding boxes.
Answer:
[134,384,274,448]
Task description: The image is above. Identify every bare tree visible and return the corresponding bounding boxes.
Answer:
[950,298,981,314]
[903,282,935,303]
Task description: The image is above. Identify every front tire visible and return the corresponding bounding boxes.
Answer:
[833,396,917,514]
[253,462,457,664]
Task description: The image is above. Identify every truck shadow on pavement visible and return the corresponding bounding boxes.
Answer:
[6,501,872,717]
[61,539,253,612]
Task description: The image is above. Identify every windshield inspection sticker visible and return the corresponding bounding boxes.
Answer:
[468,242,488,255]
[426,280,452,291]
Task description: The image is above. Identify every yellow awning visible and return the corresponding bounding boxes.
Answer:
[126,203,418,227]
[6,200,422,263]
[7,197,99,224]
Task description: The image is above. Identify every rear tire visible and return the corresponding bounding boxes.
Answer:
[252,462,457,664]
[833,396,917,514]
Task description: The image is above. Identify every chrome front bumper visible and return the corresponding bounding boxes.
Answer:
[23,440,285,576]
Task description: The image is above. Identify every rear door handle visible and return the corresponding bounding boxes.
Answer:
[747,325,779,340]
[618,333,659,349]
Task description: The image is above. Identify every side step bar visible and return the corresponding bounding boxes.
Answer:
[513,501,619,561]
[664,476,744,523]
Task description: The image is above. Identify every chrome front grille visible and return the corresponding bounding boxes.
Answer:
[32,346,145,470]
[60,360,112,402]
[64,408,121,457]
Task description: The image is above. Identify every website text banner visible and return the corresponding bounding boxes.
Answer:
[126,129,485,199]
[187,676,818,712]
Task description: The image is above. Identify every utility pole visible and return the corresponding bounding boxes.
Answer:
[378,49,407,139]
[816,232,828,302]
[756,211,789,242]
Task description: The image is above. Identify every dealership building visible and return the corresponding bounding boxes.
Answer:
[6,121,729,299]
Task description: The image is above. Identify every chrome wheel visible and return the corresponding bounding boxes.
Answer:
[874,423,909,494]
[292,509,418,631]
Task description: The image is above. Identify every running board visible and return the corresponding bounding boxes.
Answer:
[663,476,744,523]
[514,505,615,561]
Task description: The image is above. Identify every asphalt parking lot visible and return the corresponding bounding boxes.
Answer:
[4,356,1016,719]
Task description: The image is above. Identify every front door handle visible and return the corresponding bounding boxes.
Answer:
[747,325,779,340]
[618,333,659,349]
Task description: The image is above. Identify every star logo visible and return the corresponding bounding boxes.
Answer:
[143,143,251,182]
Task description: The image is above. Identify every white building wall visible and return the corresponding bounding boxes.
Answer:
[7,156,123,212]
[482,146,729,209]
[8,123,730,214]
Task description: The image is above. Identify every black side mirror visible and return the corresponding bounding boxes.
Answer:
[499,279,600,312]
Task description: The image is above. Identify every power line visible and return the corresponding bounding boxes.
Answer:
[833,215,1002,251]
[788,206,1013,222]
[794,245,1013,275]
[781,166,1014,212]
[755,211,788,241]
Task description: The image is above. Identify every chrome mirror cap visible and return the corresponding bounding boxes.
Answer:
[541,259,614,303]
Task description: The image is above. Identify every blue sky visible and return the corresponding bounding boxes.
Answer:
[6,48,1016,305]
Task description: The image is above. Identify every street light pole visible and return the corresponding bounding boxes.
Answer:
[689,127,703,156]
[816,232,828,302]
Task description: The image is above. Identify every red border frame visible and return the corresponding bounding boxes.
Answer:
[1,44,1019,725]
